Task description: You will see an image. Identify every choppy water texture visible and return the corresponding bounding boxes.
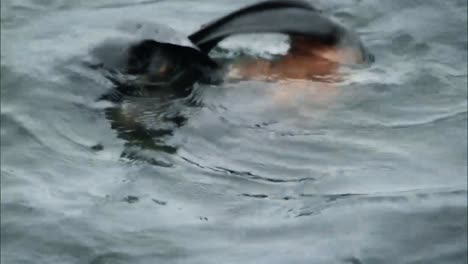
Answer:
[1,0,467,263]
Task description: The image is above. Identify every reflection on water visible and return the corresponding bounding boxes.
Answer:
[102,91,196,166]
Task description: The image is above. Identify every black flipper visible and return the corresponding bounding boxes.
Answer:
[189,0,343,53]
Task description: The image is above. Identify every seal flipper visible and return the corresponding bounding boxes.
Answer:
[189,0,340,53]
[189,0,373,64]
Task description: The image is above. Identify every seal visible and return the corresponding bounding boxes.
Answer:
[90,0,374,157]
[92,0,373,96]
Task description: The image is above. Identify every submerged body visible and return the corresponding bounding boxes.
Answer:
[226,35,369,104]
[229,38,346,81]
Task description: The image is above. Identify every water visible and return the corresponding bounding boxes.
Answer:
[1,0,467,263]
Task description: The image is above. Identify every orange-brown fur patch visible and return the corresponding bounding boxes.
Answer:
[227,37,354,106]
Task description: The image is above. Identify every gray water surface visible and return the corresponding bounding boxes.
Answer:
[1,0,467,263]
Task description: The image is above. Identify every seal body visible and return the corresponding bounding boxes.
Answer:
[91,0,373,95]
